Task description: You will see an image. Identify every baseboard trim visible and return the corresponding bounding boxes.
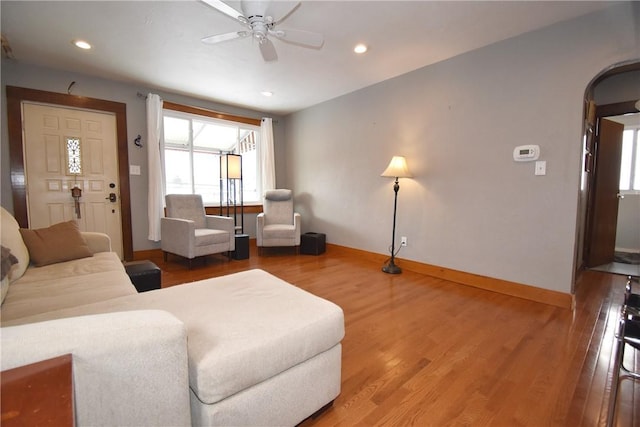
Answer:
[132,249,162,261]
[327,243,574,309]
[133,243,574,309]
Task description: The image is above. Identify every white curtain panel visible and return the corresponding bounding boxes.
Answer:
[260,118,276,192]
[146,93,164,241]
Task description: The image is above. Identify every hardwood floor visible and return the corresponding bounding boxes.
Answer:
[139,244,639,426]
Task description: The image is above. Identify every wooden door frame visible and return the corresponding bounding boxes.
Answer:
[583,99,638,266]
[6,86,133,260]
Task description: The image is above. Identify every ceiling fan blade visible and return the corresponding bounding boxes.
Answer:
[200,0,245,22]
[273,28,324,48]
[201,31,250,44]
[259,38,278,62]
[271,2,301,25]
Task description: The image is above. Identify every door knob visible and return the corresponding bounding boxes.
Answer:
[106,193,117,202]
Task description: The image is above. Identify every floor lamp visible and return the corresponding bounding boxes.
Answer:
[219,154,243,234]
[381,156,412,274]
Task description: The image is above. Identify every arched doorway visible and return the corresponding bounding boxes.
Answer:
[577,61,640,278]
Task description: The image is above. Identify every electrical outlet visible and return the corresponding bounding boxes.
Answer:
[401,236,407,247]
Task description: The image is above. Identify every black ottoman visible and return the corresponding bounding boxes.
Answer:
[124,260,161,292]
[301,232,326,255]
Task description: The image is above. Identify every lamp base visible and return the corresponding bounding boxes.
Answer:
[382,261,402,274]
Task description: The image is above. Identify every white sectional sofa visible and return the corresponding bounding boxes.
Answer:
[1,207,345,426]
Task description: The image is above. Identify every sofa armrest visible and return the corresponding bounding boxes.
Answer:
[1,310,191,426]
[80,232,112,254]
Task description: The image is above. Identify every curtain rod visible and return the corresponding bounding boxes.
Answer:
[138,92,277,124]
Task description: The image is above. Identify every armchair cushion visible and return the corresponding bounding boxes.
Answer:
[195,229,229,246]
[263,224,297,239]
[165,194,207,229]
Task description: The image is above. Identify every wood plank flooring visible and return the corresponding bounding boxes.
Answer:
[139,244,639,426]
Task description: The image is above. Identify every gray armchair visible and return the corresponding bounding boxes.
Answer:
[161,194,234,267]
[256,189,301,254]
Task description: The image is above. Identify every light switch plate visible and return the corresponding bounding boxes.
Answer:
[535,161,546,176]
[130,164,141,175]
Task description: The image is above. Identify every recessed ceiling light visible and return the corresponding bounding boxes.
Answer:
[261,91,273,97]
[73,40,92,50]
[354,44,368,54]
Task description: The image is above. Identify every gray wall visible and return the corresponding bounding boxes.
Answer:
[1,62,286,250]
[283,3,640,294]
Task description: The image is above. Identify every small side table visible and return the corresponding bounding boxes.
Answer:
[1,354,73,427]
[301,232,326,255]
[124,260,161,292]
[233,234,250,260]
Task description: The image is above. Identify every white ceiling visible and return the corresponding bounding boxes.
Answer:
[1,1,615,115]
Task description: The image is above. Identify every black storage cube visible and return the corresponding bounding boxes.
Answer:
[233,234,250,260]
[124,260,161,292]
[301,232,326,255]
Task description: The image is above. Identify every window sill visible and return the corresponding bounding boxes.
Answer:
[205,205,263,215]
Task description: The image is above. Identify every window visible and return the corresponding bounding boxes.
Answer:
[66,137,82,175]
[620,127,640,193]
[162,108,261,205]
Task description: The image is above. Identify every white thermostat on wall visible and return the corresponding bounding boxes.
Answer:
[513,144,540,162]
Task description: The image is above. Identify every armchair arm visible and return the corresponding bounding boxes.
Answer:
[81,232,111,254]
[294,212,301,245]
[161,217,196,258]
[206,215,235,249]
[256,213,265,246]
[1,310,191,426]
[205,214,234,233]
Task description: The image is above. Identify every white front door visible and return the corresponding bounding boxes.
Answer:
[22,102,124,259]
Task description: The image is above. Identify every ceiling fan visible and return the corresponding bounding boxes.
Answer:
[200,0,324,62]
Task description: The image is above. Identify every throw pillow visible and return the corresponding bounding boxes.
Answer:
[1,277,8,306]
[19,221,93,267]
[1,245,19,281]
[1,207,30,283]
[0,246,17,305]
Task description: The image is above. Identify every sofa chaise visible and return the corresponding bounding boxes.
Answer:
[1,207,345,426]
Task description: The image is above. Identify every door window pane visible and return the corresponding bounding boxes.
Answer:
[634,131,640,190]
[620,130,633,191]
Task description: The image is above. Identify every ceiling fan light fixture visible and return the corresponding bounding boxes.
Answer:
[72,39,92,50]
[354,43,368,54]
[201,0,324,62]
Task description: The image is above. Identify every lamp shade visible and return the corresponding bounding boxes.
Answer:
[221,154,242,179]
[381,156,412,178]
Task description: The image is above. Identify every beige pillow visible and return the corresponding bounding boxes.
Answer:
[19,221,93,267]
